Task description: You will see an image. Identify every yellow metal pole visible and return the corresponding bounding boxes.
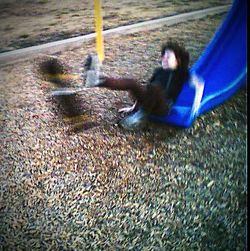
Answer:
[94,0,104,63]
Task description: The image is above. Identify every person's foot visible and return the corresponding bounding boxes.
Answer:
[84,54,103,87]
[84,54,100,71]
[85,70,101,87]
[119,109,147,130]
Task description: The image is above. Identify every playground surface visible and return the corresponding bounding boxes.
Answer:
[0,4,246,251]
[0,0,231,52]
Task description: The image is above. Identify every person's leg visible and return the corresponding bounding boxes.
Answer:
[84,54,169,130]
[100,78,149,129]
[101,78,171,130]
[101,77,170,116]
[144,84,170,115]
[99,78,167,114]
[85,54,168,115]
[101,77,147,102]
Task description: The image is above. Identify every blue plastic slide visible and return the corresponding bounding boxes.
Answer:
[150,0,247,128]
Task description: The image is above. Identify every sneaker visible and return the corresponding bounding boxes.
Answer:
[85,54,103,87]
[84,54,100,72]
[85,70,100,87]
[119,109,147,130]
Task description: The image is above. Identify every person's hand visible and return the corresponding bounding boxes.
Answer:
[118,102,137,113]
[190,73,204,88]
[190,73,205,116]
[118,106,134,113]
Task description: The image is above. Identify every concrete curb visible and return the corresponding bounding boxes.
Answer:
[0,5,230,67]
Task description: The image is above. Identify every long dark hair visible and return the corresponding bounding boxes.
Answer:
[161,40,190,69]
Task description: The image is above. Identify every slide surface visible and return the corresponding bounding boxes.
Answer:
[150,0,247,128]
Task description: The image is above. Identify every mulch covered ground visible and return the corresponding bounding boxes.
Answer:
[0,0,231,52]
[0,14,246,250]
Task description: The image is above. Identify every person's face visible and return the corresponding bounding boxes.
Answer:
[161,49,178,70]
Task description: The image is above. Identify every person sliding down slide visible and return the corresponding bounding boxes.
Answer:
[84,40,192,130]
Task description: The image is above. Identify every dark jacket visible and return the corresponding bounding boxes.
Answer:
[149,66,189,104]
